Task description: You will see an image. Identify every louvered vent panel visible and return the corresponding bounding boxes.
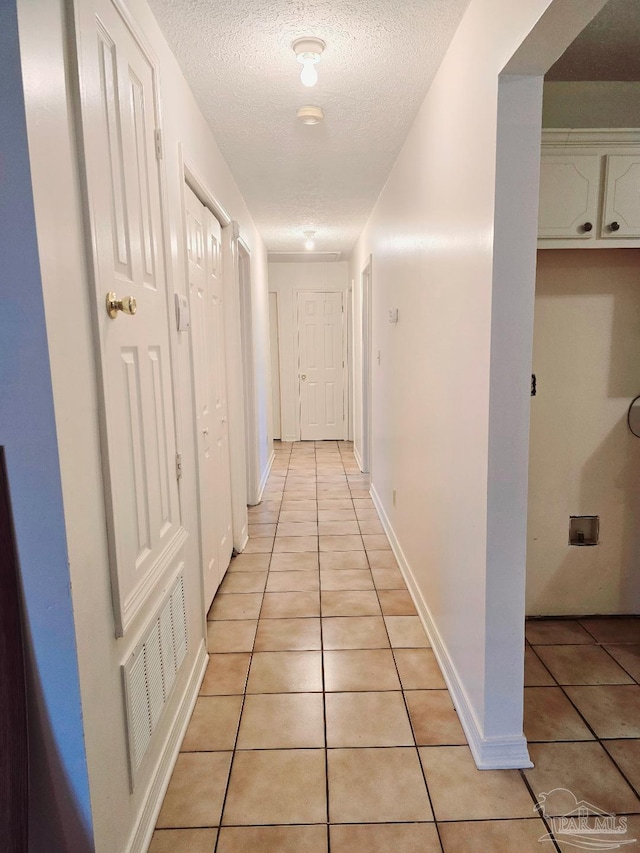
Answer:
[171,575,187,671]
[128,651,151,769]
[159,598,176,698]
[145,621,164,730]
[123,570,188,779]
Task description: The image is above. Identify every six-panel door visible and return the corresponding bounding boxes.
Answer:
[297,291,345,441]
[81,0,184,634]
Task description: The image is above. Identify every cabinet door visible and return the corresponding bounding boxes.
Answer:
[538,155,601,239]
[601,154,640,238]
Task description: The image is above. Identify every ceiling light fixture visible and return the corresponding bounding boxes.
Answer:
[297,106,324,125]
[293,37,325,88]
[303,230,316,251]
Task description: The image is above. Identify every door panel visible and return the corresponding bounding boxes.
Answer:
[538,154,600,239]
[185,187,218,607]
[297,291,345,440]
[185,187,233,609]
[79,0,183,634]
[205,208,233,572]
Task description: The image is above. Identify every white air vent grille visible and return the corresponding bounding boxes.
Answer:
[123,571,188,780]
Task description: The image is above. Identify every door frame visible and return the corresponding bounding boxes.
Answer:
[361,258,373,473]
[294,289,348,441]
[238,238,261,506]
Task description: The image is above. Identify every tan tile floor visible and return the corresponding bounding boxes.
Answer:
[151,441,640,852]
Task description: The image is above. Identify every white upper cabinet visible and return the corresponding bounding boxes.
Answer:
[602,154,640,238]
[538,131,640,248]
[538,155,601,239]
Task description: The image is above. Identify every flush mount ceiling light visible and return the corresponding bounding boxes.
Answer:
[293,37,325,88]
[297,106,324,125]
[303,230,316,250]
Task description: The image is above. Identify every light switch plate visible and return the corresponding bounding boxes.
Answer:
[175,293,190,331]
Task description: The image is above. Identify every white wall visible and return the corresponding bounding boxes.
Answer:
[17,0,270,849]
[268,261,350,442]
[349,0,606,768]
[528,249,640,615]
[0,3,92,848]
[543,82,640,128]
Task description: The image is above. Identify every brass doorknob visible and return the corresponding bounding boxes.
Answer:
[301,374,307,380]
[106,292,137,319]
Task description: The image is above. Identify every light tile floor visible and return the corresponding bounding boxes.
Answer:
[151,441,640,852]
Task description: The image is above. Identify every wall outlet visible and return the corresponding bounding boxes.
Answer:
[392,488,396,507]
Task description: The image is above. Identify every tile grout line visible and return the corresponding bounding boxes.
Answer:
[517,770,563,852]
[316,443,332,852]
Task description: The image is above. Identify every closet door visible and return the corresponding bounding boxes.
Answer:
[184,186,232,609]
[205,207,233,574]
[76,0,184,634]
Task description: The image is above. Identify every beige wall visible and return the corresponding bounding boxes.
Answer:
[527,249,640,615]
[18,0,269,849]
[543,82,640,128]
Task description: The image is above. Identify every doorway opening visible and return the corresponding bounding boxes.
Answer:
[525,10,640,620]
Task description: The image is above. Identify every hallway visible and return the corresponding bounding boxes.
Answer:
[147,441,640,852]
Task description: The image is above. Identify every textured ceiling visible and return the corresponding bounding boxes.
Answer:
[147,0,470,254]
[547,0,640,81]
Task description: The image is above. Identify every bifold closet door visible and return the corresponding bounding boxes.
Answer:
[184,185,232,609]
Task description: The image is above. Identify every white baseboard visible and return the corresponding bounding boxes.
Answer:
[257,450,275,503]
[127,641,208,853]
[370,485,532,771]
[353,444,364,473]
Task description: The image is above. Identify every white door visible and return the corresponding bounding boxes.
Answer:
[297,291,345,440]
[205,206,233,578]
[76,0,184,635]
[185,186,233,608]
[269,292,282,440]
[185,186,218,606]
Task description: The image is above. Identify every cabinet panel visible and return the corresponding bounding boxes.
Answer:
[538,155,601,239]
[602,154,640,238]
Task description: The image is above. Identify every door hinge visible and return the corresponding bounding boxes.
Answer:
[175,452,182,480]
[531,374,537,397]
[154,128,163,160]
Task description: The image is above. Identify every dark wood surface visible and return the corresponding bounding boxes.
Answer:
[0,448,28,851]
